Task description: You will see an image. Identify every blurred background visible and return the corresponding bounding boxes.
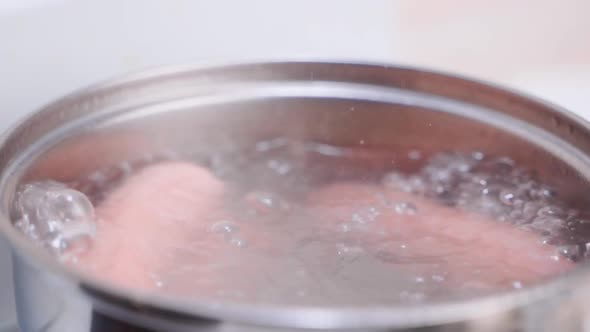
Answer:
[0,0,589,329]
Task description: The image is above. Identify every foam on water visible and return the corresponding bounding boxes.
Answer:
[12,140,590,305]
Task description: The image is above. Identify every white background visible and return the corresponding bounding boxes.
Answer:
[0,0,589,328]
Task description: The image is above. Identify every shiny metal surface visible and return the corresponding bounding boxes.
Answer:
[0,238,15,329]
[2,61,590,331]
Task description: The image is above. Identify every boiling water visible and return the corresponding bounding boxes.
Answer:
[13,139,590,305]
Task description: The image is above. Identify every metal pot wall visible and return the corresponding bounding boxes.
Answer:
[2,61,590,332]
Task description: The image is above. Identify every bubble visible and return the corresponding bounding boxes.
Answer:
[408,150,422,160]
[424,154,478,194]
[530,216,564,235]
[566,209,579,220]
[374,192,392,208]
[383,173,412,192]
[499,190,516,206]
[414,276,425,283]
[336,244,365,260]
[512,199,524,208]
[230,237,247,248]
[407,176,428,193]
[491,157,515,174]
[267,159,292,175]
[150,273,164,288]
[394,202,418,215]
[383,173,428,194]
[255,137,289,152]
[15,181,96,254]
[211,221,239,235]
[351,206,380,225]
[522,202,541,220]
[118,161,134,176]
[209,153,233,177]
[470,175,488,187]
[461,195,505,216]
[427,168,453,183]
[210,221,246,247]
[508,210,525,222]
[305,142,346,157]
[339,223,353,233]
[537,206,565,217]
[529,187,554,200]
[512,281,523,289]
[244,191,289,215]
[431,274,445,282]
[472,151,485,161]
[87,171,108,186]
[557,245,581,260]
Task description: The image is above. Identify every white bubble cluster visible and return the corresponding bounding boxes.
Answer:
[15,181,96,255]
[383,152,589,261]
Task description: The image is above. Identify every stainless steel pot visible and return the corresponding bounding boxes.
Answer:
[2,61,590,332]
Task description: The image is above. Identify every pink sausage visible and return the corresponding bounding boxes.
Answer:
[307,182,573,289]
